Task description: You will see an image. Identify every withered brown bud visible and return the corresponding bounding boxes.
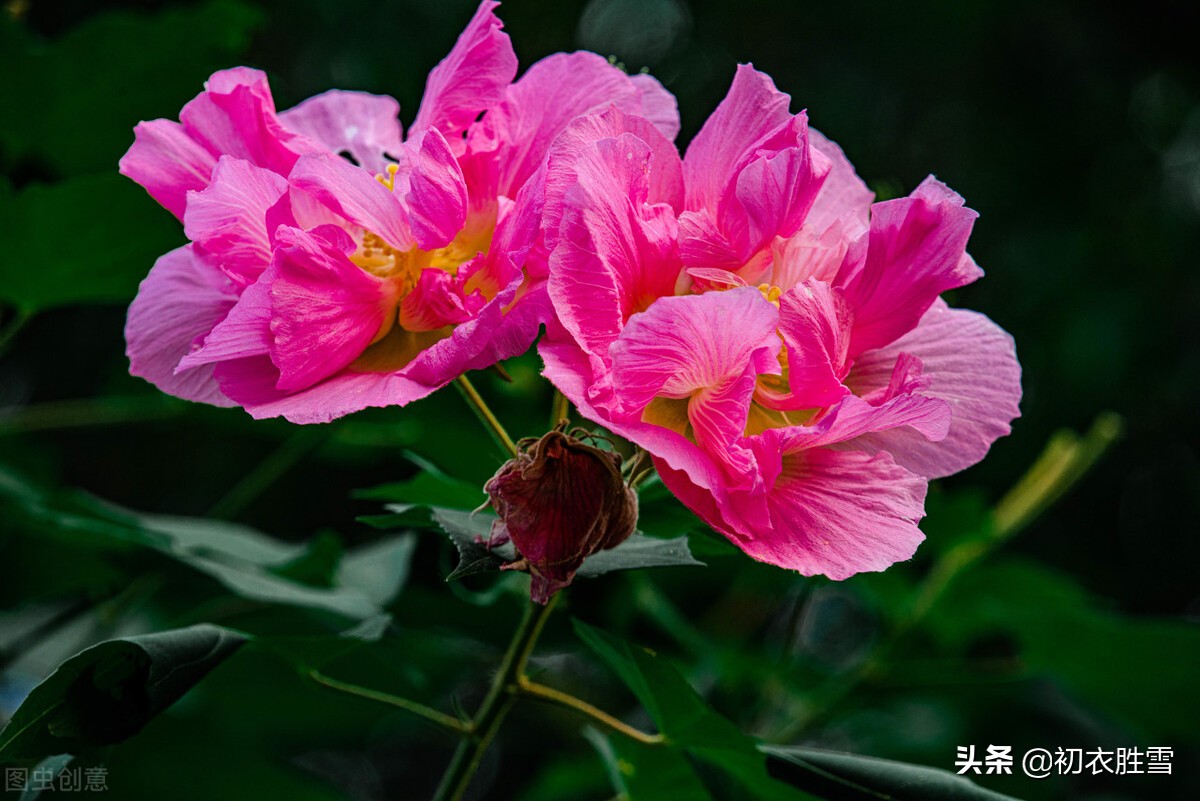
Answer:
[484,427,638,604]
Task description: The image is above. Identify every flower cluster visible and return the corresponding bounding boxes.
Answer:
[122,1,1020,580]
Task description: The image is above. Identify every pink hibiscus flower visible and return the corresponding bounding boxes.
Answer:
[540,66,1021,579]
[121,1,678,423]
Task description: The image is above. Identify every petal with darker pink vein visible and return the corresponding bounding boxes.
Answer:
[682,64,793,213]
[837,176,983,356]
[475,51,679,198]
[751,448,927,578]
[177,265,276,370]
[125,245,237,406]
[402,129,468,250]
[279,90,403,176]
[847,300,1021,478]
[758,279,854,410]
[628,73,681,141]
[805,129,874,239]
[399,267,485,331]
[119,120,218,220]
[547,133,681,368]
[183,156,290,286]
[609,288,780,485]
[410,1,517,153]
[288,152,414,250]
[268,225,400,392]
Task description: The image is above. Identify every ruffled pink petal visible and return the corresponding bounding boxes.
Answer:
[268,225,400,392]
[410,0,517,153]
[758,279,853,410]
[766,222,851,290]
[682,64,794,213]
[215,356,442,424]
[402,129,468,250]
[837,176,983,356]
[399,267,485,331]
[547,133,681,371]
[177,265,276,369]
[279,89,404,176]
[183,156,291,286]
[179,67,319,176]
[125,245,238,406]
[628,72,681,141]
[847,300,1021,478]
[750,448,928,578]
[119,119,218,220]
[719,113,831,258]
[470,51,680,200]
[608,288,780,484]
[288,152,415,250]
[805,129,873,239]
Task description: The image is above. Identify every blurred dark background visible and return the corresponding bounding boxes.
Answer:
[2,1,1198,799]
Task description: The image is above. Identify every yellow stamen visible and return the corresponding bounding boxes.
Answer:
[375,162,400,191]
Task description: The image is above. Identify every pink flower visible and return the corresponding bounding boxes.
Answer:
[121,1,678,423]
[540,66,1021,579]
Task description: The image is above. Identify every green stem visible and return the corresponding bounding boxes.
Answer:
[549,389,570,429]
[433,595,558,801]
[307,669,469,736]
[514,678,666,746]
[454,374,518,458]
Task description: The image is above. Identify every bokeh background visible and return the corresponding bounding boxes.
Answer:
[1,0,1198,799]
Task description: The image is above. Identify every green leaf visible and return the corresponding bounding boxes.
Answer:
[0,174,184,313]
[576,533,705,577]
[0,1,261,177]
[0,625,245,763]
[353,451,484,509]
[0,464,414,619]
[928,556,1200,740]
[573,620,813,800]
[760,745,1021,801]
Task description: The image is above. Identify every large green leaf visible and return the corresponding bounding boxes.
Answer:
[0,464,414,619]
[0,625,245,764]
[0,174,183,313]
[761,746,1022,801]
[574,620,814,800]
[927,556,1200,741]
[0,1,261,177]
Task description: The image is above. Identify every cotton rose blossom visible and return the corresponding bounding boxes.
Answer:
[120,1,678,423]
[539,66,1021,579]
[485,427,638,604]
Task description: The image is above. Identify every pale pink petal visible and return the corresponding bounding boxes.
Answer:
[757,279,853,410]
[183,156,291,286]
[402,129,468,250]
[547,133,682,370]
[837,176,983,356]
[268,225,399,392]
[288,152,414,250]
[120,119,218,220]
[279,89,403,176]
[410,0,518,152]
[805,129,873,238]
[847,301,1021,478]
[177,265,276,369]
[628,72,681,141]
[125,245,237,406]
[682,64,793,213]
[749,448,928,579]
[766,223,851,290]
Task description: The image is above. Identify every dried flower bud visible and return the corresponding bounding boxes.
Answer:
[484,427,638,603]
